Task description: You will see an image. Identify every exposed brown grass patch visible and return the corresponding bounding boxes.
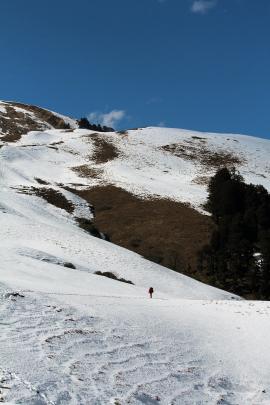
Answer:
[71,185,214,275]
[0,102,70,142]
[162,142,245,170]
[74,134,119,179]
[34,188,74,213]
[18,187,74,213]
[90,133,119,164]
[9,102,71,130]
[72,165,103,179]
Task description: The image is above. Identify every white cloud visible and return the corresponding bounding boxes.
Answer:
[191,0,217,14]
[88,110,126,128]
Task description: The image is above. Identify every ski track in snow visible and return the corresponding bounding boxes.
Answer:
[1,122,270,404]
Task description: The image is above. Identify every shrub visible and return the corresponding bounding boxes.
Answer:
[63,262,76,269]
[94,271,134,285]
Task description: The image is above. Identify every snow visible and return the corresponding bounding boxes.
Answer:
[1,278,270,404]
[96,127,270,211]
[0,119,270,403]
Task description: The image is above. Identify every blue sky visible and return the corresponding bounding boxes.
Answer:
[0,0,269,138]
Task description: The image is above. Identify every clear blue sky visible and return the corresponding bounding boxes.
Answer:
[0,0,269,137]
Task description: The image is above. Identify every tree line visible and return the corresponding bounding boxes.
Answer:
[77,117,114,132]
[198,167,270,299]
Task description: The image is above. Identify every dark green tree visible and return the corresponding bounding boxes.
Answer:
[199,167,270,299]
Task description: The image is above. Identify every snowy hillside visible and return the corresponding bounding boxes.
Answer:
[71,126,270,212]
[1,102,270,403]
[1,101,270,212]
[100,127,270,211]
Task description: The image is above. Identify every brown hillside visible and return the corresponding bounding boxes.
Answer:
[73,185,214,277]
[0,102,71,142]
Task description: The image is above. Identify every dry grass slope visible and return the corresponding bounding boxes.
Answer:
[162,141,245,170]
[0,102,70,142]
[73,185,214,276]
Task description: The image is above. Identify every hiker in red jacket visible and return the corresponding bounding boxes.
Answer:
[149,287,154,298]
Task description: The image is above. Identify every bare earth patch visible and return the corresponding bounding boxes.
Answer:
[71,185,214,276]
[72,165,103,180]
[18,187,74,214]
[72,135,119,180]
[161,141,245,170]
[0,102,71,142]
[84,133,120,164]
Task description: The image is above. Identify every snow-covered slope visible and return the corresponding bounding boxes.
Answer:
[1,106,270,403]
[80,126,270,211]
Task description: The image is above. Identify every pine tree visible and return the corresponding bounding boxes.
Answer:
[199,167,270,298]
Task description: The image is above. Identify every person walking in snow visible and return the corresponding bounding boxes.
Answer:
[149,287,154,298]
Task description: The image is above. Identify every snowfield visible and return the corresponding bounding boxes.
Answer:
[1,112,270,403]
